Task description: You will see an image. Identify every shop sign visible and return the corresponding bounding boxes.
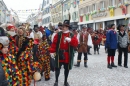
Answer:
[92,12,107,18]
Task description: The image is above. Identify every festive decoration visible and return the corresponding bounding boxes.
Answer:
[80,16,83,22]
[120,5,127,15]
[108,6,115,10]
[86,14,89,21]
[90,10,97,15]
[109,8,114,17]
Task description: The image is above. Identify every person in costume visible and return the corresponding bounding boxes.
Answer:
[58,22,63,31]
[0,34,22,85]
[106,24,117,69]
[50,20,78,86]
[51,26,60,42]
[6,24,16,36]
[0,28,8,86]
[16,37,35,85]
[92,31,102,54]
[87,27,92,55]
[15,28,26,49]
[33,25,42,62]
[74,25,92,68]
[37,34,51,81]
[117,24,129,68]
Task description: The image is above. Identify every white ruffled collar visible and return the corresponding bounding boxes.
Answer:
[63,30,70,33]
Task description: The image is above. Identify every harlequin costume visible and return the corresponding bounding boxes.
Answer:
[0,36,22,86]
[37,35,50,81]
[7,34,19,56]
[50,20,78,86]
[16,38,35,85]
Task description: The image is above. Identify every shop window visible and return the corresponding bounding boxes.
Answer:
[109,0,115,6]
[92,4,96,11]
[117,19,128,26]
[105,20,114,28]
[86,6,90,13]
[100,1,105,8]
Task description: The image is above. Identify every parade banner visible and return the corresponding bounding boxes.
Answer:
[86,15,89,21]
[109,8,114,17]
[80,16,83,22]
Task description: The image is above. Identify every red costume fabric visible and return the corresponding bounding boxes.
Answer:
[92,36,102,45]
[50,32,78,63]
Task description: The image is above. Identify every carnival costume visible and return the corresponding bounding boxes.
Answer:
[0,36,22,86]
[37,35,50,81]
[50,20,78,86]
[16,38,35,86]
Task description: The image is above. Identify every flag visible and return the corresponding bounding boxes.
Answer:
[110,8,114,17]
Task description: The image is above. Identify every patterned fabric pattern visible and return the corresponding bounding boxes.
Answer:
[0,53,22,86]
[37,39,50,79]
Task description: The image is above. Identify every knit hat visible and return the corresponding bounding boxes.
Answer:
[0,36,9,50]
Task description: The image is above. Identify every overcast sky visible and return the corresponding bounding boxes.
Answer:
[3,0,43,22]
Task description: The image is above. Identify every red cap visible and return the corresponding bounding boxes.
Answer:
[7,25,15,30]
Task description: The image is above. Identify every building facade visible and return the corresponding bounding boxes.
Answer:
[51,0,62,26]
[0,0,9,23]
[78,0,130,30]
[42,0,52,27]
[63,0,79,29]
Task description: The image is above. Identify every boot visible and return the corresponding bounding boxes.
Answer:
[54,82,58,86]
[84,62,88,68]
[64,82,70,86]
[107,64,112,69]
[111,62,117,67]
[74,62,80,67]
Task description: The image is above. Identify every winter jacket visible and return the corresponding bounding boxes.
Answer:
[106,29,117,49]
[117,31,129,48]
[0,62,8,86]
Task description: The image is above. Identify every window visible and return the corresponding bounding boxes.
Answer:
[121,0,127,4]
[86,6,90,13]
[47,0,49,4]
[109,0,115,6]
[79,8,83,14]
[100,1,105,8]
[92,4,96,11]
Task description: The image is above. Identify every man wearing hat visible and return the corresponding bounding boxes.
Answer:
[58,22,63,31]
[117,24,129,68]
[50,20,78,86]
[74,25,92,68]
[33,25,42,61]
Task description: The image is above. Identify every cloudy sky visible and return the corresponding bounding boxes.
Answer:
[3,0,43,22]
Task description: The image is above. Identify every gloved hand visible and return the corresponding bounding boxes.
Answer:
[50,53,55,58]
[65,37,71,42]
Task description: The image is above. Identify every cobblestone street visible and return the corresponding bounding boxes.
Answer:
[31,46,130,86]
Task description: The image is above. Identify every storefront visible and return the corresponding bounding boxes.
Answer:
[78,0,130,30]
